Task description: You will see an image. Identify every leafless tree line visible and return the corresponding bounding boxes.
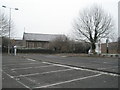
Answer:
[0,12,14,37]
[49,36,90,53]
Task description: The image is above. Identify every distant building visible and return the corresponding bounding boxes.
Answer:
[101,42,118,54]
[23,33,66,49]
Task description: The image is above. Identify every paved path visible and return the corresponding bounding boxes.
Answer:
[2,54,119,89]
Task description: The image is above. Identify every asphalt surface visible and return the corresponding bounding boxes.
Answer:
[19,54,119,74]
[2,54,120,89]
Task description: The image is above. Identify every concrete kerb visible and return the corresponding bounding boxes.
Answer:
[55,53,120,58]
[101,54,120,58]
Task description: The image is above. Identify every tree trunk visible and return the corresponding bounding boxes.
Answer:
[91,43,96,54]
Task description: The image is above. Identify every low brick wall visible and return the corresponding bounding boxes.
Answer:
[101,42,118,54]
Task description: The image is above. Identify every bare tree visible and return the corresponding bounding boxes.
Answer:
[0,13,9,37]
[109,32,118,42]
[73,5,114,54]
[0,12,14,37]
[49,36,70,53]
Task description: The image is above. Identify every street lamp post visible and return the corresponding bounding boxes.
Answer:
[106,38,109,54]
[2,5,18,54]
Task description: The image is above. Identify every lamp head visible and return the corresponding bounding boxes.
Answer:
[2,5,6,8]
[15,8,18,10]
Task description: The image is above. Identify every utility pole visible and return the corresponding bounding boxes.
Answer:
[2,5,18,54]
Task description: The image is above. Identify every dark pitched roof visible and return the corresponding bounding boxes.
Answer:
[23,33,66,42]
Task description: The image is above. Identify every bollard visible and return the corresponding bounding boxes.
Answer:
[14,46,17,56]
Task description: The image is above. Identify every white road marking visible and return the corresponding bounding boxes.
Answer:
[23,76,37,84]
[2,70,30,88]
[27,58,36,62]
[103,62,107,64]
[14,68,73,77]
[61,56,67,57]
[42,62,52,64]
[11,65,55,70]
[42,62,81,70]
[34,74,102,88]
[41,61,119,76]
[3,57,119,89]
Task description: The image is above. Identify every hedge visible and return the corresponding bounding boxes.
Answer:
[17,48,55,54]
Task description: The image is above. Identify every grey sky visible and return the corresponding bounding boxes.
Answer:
[1,0,119,39]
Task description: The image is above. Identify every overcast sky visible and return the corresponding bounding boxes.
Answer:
[0,0,119,39]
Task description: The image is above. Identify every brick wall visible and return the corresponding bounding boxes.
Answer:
[101,42,118,54]
[26,41,49,49]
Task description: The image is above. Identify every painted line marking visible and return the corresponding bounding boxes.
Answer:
[27,58,36,62]
[61,56,67,57]
[42,62,81,70]
[34,74,102,88]
[21,76,38,85]
[11,65,55,70]
[14,68,73,77]
[2,70,30,89]
[103,62,107,64]
[40,61,119,76]
[42,62,53,64]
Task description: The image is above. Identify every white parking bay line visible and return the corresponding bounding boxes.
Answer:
[42,62,81,70]
[14,68,73,77]
[34,74,102,88]
[2,70,30,88]
[27,58,36,62]
[11,65,55,70]
[42,61,119,77]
